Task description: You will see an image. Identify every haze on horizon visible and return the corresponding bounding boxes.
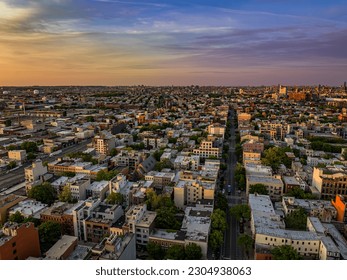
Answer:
[1,0,347,86]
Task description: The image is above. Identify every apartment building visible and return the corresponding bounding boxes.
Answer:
[8,150,26,162]
[312,166,347,199]
[246,175,284,200]
[123,204,156,246]
[193,140,222,158]
[93,134,116,155]
[0,222,41,260]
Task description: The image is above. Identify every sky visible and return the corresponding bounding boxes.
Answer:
[1,0,347,86]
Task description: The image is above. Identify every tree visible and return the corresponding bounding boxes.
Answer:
[153,149,164,161]
[154,159,173,171]
[261,146,292,171]
[86,116,95,122]
[271,245,302,260]
[249,184,268,195]
[211,209,227,232]
[342,149,347,160]
[58,185,73,203]
[110,148,118,157]
[20,141,38,153]
[27,152,37,161]
[284,207,307,230]
[38,221,62,253]
[6,144,17,151]
[165,245,185,260]
[209,230,224,252]
[155,207,180,230]
[5,119,11,127]
[230,204,251,221]
[185,243,202,260]
[237,234,254,258]
[215,193,228,211]
[27,182,57,206]
[106,192,124,205]
[9,211,24,223]
[96,170,118,181]
[7,161,17,170]
[147,242,165,260]
[285,187,315,199]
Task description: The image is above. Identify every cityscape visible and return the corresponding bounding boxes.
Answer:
[1,1,347,261]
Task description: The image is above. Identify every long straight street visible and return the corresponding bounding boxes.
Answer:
[223,109,244,260]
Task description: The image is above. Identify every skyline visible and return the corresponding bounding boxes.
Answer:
[1,0,347,86]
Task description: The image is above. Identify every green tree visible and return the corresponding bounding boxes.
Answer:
[9,211,24,223]
[155,207,180,230]
[58,185,73,203]
[6,144,17,151]
[237,234,254,258]
[215,193,228,211]
[38,221,62,253]
[152,149,164,161]
[271,245,302,260]
[284,207,307,230]
[230,204,251,221]
[261,146,292,171]
[106,192,124,205]
[27,152,37,161]
[211,209,227,232]
[285,187,315,199]
[96,170,119,181]
[249,184,268,195]
[154,159,173,171]
[165,245,185,260]
[86,116,95,122]
[209,230,224,252]
[5,119,11,127]
[147,242,165,260]
[7,161,17,170]
[185,243,202,260]
[28,182,57,206]
[110,148,118,157]
[20,141,38,153]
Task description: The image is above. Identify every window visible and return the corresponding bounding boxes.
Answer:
[13,249,17,255]
[12,242,16,247]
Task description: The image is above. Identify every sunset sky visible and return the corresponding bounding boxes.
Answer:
[1,0,347,86]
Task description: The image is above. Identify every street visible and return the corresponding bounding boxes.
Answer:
[222,109,244,260]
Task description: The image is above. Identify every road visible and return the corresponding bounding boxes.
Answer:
[0,140,91,192]
[222,109,244,260]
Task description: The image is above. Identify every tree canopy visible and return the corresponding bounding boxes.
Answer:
[211,209,227,232]
[20,141,38,153]
[261,146,292,171]
[249,184,268,195]
[27,182,57,206]
[147,242,165,260]
[237,234,254,257]
[185,243,202,260]
[271,245,302,260]
[230,204,251,221]
[209,230,224,252]
[95,170,119,181]
[284,207,307,230]
[285,187,315,199]
[165,245,185,260]
[38,221,62,253]
[58,185,73,203]
[106,192,124,205]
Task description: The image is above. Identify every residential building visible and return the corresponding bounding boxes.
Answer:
[9,200,48,219]
[84,203,123,243]
[90,233,136,260]
[0,195,26,225]
[246,175,284,200]
[8,150,26,162]
[93,134,116,155]
[193,140,222,158]
[44,235,78,260]
[312,166,347,199]
[123,204,156,246]
[0,222,41,260]
[331,195,347,223]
